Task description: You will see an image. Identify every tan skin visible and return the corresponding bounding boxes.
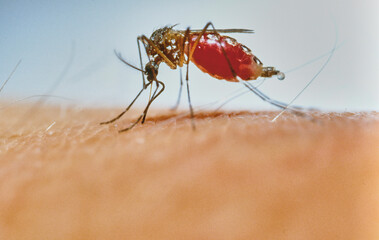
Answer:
[0,104,378,239]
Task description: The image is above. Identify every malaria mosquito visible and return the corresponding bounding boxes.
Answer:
[101,22,307,132]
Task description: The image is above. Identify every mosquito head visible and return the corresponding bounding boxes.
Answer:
[145,61,159,81]
[261,66,285,81]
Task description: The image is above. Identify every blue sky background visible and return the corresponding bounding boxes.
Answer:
[0,0,378,111]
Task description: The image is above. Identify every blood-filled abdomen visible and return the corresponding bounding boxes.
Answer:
[187,33,262,82]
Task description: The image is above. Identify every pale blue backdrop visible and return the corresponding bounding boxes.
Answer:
[0,0,378,111]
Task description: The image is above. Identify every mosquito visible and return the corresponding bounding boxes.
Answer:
[101,22,308,132]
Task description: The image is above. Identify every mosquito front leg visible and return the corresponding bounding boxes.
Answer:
[100,82,151,125]
[141,80,160,124]
[118,83,158,132]
[119,80,165,132]
[136,37,147,88]
[138,35,177,70]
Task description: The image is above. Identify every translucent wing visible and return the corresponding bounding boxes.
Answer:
[178,28,254,34]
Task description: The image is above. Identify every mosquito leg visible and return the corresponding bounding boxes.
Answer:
[118,92,156,132]
[183,27,196,130]
[188,22,310,120]
[171,68,183,111]
[141,80,160,123]
[119,80,165,132]
[243,82,292,109]
[144,80,166,121]
[188,22,238,80]
[243,82,310,118]
[118,114,144,133]
[140,80,165,124]
[136,37,147,88]
[247,81,312,111]
[184,28,191,81]
[100,82,150,125]
[186,76,196,130]
[245,81,310,112]
[138,35,177,70]
[207,22,238,79]
[190,22,311,118]
[183,22,239,130]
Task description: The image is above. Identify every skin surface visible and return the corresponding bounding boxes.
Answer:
[0,103,378,240]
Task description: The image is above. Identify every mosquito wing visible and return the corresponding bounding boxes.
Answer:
[178,28,254,34]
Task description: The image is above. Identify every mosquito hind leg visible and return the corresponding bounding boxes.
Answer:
[188,22,238,80]
[244,81,313,112]
[242,82,313,120]
[198,23,311,119]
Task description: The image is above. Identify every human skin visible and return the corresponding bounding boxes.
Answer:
[0,104,378,239]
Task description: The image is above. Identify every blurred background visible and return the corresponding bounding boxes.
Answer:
[0,0,378,112]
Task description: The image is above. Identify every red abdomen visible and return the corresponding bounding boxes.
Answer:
[188,33,262,82]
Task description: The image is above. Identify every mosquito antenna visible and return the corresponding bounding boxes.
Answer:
[171,23,179,29]
[272,22,339,122]
[114,50,146,73]
[0,59,22,95]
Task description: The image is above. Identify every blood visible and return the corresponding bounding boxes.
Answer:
[188,33,262,82]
